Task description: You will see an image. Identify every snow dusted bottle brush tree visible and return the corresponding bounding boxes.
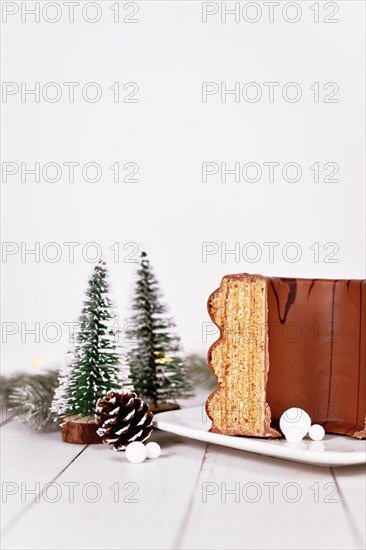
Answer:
[51,259,126,444]
[126,251,193,412]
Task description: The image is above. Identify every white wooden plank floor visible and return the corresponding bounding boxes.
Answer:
[1,415,365,550]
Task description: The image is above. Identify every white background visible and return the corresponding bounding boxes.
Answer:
[1,0,365,374]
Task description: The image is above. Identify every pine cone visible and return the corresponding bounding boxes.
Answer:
[95,390,154,451]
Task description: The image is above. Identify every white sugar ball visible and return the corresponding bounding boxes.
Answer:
[285,427,304,443]
[308,424,325,441]
[125,442,147,464]
[146,442,161,459]
[279,407,311,437]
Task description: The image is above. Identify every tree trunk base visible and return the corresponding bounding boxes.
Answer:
[61,416,102,444]
[149,403,181,414]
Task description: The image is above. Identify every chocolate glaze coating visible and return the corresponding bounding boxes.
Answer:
[266,278,366,438]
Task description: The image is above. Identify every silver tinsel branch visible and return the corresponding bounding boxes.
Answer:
[6,371,60,431]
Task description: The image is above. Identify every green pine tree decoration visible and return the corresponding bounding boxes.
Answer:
[51,260,124,428]
[127,251,193,411]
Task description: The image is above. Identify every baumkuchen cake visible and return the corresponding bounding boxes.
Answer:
[206,274,366,439]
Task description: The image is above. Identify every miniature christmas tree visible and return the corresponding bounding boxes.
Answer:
[52,260,125,442]
[127,251,192,410]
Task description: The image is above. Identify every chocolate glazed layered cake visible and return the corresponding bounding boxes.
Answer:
[206,274,366,439]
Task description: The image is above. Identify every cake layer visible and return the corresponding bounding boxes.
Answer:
[206,274,280,437]
[206,274,366,439]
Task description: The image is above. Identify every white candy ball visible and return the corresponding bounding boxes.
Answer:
[146,442,161,459]
[285,427,304,443]
[279,407,311,437]
[308,424,325,441]
[125,442,147,464]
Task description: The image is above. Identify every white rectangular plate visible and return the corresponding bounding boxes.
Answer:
[154,406,366,467]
